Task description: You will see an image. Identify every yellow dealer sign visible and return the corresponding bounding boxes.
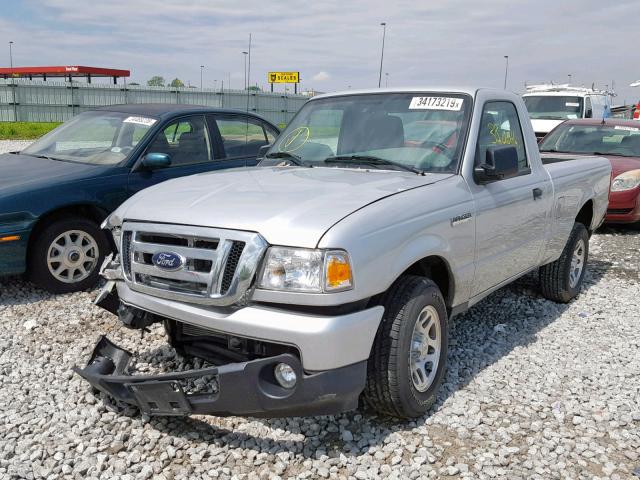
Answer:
[268,72,300,84]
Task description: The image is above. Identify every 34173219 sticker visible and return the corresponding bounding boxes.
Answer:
[123,116,157,127]
[409,96,463,111]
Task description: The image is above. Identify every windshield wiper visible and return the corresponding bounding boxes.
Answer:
[539,148,572,153]
[324,155,424,175]
[593,151,623,157]
[22,153,62,162]
[263,151,310,167]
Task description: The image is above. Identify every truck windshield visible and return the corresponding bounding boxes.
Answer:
[539,123,640,157]
[21,111,157,165]
[262,92,472,173]
[523,96,584,120]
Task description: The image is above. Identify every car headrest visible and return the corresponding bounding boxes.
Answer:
[621,134,640,155]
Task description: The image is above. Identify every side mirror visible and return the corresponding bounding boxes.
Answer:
[585,108,593,119]
[142,152,171,169]
[474,145,519,183]
[257,144,272,159]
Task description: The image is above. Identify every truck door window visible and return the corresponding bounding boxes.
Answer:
[216,117,270,158]
[145,115,213,166]
[585,97,593,118]
[476,101,528,174]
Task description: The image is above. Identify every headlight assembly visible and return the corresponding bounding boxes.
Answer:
[258,247,353,293]
[101,213,123,230]
[101,213,123,250]
[611,169,640,192]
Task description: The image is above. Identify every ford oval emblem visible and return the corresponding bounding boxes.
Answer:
[151,252,184,271]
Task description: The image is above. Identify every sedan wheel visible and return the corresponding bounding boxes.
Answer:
[29,216,109,293]
[46,230,99,283]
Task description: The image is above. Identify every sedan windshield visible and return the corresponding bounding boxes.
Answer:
[21,111,157,165]
[524,96,584,120]
[261,93,472,173]
[539,124,640,157]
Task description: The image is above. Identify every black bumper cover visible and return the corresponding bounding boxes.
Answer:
[74,336,366,418]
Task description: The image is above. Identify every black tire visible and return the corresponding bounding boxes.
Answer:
[539,222,589,303]
[29,216,109,293]
[363,275,448,418]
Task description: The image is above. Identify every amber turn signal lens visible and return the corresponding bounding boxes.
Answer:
[325,252,353,291]
[0,235,21,243]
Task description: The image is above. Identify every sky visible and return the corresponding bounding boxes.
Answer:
[1,0,639,104]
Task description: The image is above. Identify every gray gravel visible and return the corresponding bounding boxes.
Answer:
[1,138,639,479]
[0,139,33,153]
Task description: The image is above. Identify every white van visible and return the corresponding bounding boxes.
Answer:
[522,85,612,141]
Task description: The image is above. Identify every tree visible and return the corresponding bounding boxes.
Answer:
[169,78,185,88]
[247,85,261,92]
[128,82,140,86]
[147,76,165,87]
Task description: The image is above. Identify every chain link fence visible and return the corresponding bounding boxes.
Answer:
[0,79,308,126]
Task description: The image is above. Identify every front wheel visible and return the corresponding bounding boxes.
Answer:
[539,222,589,303]
[29,217,109,293]
[363,276,448,418]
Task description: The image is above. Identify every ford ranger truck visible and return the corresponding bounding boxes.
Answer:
[76,88,611,419]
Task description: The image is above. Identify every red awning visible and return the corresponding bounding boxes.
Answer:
[0,66,130,78]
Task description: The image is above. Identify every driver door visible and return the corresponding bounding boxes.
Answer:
[127,115,218,195]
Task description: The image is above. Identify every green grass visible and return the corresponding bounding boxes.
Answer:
[0,122,61,140]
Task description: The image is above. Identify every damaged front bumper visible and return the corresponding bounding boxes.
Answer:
[74,336,366,418]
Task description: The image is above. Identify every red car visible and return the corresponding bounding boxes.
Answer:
[539,119,640,225]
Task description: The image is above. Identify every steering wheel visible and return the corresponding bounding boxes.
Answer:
[420,139,453,152]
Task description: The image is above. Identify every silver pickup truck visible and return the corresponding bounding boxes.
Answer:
[76,88,611,419]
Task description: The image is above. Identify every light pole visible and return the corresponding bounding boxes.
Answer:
[200,65,204,89]
[247,33,252,92]
[214,79,218,91]
[385,72,389,87]
[9,41,13,68]
[568,73,572,85]
[378,22,387,88]
[503,55,509,90]
[242,51,248,90]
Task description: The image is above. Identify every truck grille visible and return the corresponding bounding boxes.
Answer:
[121,222,267,306]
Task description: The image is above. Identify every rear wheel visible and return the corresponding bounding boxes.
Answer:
[29,217,109,293]
[539,222,589,303]
[363,276,448,418]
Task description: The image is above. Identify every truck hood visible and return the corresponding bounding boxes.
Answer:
[530,118,565,135]
[118,167,450,248]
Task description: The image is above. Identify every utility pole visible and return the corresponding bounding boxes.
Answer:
[568,73,572,85]
[9,41,14,68]
[503,55,509,89]
[378,22,387,88]
[385,72,389,87]
[200,65,204,89]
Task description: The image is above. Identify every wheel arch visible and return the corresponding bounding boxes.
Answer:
[395,255,455,308]
[26,203,110,266]
[575,199,594,232]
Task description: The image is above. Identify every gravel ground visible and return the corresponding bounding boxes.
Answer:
[0,139,33,152]
[1,138,639,479]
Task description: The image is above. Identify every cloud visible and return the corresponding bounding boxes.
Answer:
[312,71,331,82]
[1,1,639,102]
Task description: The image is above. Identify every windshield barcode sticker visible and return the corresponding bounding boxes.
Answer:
[565,102,580,107]
[614,125,639,132]
[123,116,157,126]
[409,96,463,111]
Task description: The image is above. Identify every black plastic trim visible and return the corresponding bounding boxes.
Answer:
[74,336,367,418]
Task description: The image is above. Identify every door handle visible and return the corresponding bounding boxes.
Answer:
[533,187,543,200]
